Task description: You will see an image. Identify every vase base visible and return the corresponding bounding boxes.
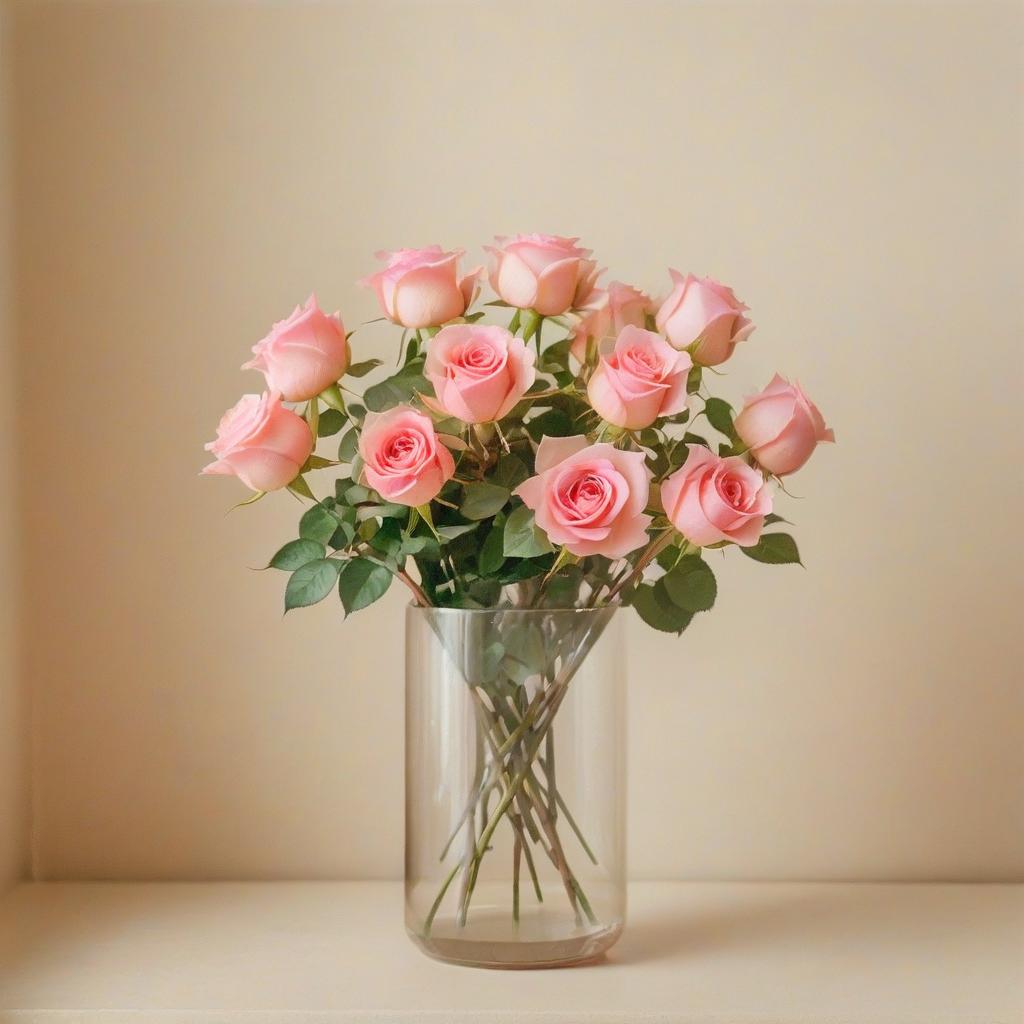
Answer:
[407,921,623,969]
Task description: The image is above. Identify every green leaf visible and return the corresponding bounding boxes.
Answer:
[492,455,529,490]
[526,407,573,441]
[402,535,441,559]
[461,481,510,521]
[317,409,346,437]
[287,475,315,501]
[686,366,703,394]
[662,558,717,612]
[319,384,346,413]
[285,559,341,611]
[544,564,584,607]
[343,483,372,505]
[268,538,326,571]
[632,581,694,634]
[436,523,478,540]
[764,513,790,526]
[503,504,553,558]
[478,516,506,576]
[299,504,339,544]
[346,358,383,378]
[337,557,393,614]
[228,489,266,512]
[368,518,403,563]
[704,397,736,440]
[362,360,430,412]
[338,428,359,463]
[741,532,802,565]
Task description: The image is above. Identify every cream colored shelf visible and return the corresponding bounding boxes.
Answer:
[0,881,1021,1023]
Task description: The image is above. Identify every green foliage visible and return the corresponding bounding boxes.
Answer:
[461,481,510,521]
[704,397,737,440]
[478,515,506,575]
[526,407,573,440]
[269,539,325,571]
[299,503,340,545]
[337,557,393,614]
[337,428,359,463]
[632,580,694,634]
[363,359,431,412]
[346,358,383,378]
[317,409,346,437]
[661,557,717,612]
[741,532,802,565]
[502,504,553,558]
[285,559,341,611]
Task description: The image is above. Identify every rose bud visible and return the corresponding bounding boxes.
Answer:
[515,435,652,558]
[734,374,835,476]
[569,281,654,364]
[423,324,536,424]
[359,246,481,329]
[486,234,601,315]
[202,392,313,492]
[655,271,754,366]
[359,406,455,507]
[242,294,350,403]
[661,446,772,548]
[587,325,692,430]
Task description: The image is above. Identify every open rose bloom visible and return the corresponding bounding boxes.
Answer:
[661,446,772,547]
[203,392,312,492]
[515,436,652,558]
[203,234,832,964]
[243,294,350,402]
[587,326,692,430]
[424,324,536,423]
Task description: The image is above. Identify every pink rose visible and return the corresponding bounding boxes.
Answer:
[359,406,455,507]
[202,392,313,492]
[587,326,692,430]
[655,271,754,366]
[486,234,601,315]
[661,446,771,548]
[569,281,654,364]
[734,374,835,476]
[423,324,536,424]
[360,246,481,329]
[242,294,350,403]
[515,435,652,558]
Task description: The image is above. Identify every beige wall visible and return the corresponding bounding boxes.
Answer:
[0,0,27,890]
[10,0,1024,881]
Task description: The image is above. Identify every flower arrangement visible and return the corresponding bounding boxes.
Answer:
[203,235,833,947]
[204,234,833,627]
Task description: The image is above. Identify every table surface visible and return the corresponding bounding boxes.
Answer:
[0,881,1021,1023]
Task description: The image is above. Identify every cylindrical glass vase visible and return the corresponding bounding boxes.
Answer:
[405,605,626,968]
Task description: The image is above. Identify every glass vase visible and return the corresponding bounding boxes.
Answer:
[405,604,626,968]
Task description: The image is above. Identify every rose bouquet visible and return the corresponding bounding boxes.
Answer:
[204,234,833,964]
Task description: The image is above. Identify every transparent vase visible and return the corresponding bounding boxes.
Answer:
[405,604,626,968]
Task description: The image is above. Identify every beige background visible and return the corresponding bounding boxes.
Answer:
[4,0,1022,882]
[1,1,26,891]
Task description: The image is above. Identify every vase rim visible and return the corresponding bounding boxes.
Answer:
[405,602,619,616]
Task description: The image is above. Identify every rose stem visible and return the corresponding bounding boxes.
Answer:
[512,836,522,925]
[604,529,675,603]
